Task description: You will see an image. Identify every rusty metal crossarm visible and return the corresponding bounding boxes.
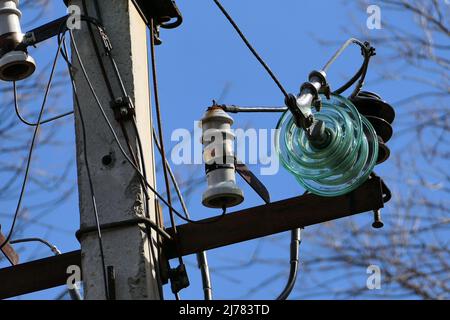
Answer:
[0,176,384,299]
[163,176,385,259]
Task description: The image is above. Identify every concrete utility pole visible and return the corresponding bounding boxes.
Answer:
[70,0,160,299]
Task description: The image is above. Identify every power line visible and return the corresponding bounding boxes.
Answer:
[68,24,223,226]
[149,17,182,266]
[13,81,73,127]
[212,0,289,99]
[276,228,301,300]
[0,37,63,252]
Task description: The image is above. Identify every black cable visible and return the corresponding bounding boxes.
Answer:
[212,0,289,99]
[68,31,201,299]
[0,38,62,252]
[151,125,214,299]
[66,13,164,298]
[276,190,307,300]
[149,18,183,267]
[68,23,225,226]
[81,0,116,99]
[76,4,164,297]
[276,228,301,300]
[78,7,184,296]
[329,39,375,96]
[10,237,60,254]
[10,237,83,300]
[61,34,110,299]
[13,82,74,126]
[220,105,288,113]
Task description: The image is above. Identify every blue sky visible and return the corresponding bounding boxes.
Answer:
[0,0,446,300]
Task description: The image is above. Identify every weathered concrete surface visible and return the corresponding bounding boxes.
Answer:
[71,0,159,299]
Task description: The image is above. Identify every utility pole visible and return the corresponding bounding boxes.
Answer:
[70,0,160,299]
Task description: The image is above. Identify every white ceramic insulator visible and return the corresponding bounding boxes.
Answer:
[0,0,23,44]
[201,107,244,209]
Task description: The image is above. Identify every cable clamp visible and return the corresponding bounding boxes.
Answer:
[169,263,190,294]
[284,93,314,129]
[110,96,135,121]
[75,216,172,242]
[98,27,113,53]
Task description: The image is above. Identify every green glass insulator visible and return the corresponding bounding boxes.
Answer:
[275,94,378,197]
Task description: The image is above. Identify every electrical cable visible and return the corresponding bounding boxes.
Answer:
[276,228,301,300]
[220,105,288,113]
[0,37,62,252]
[275,191,307,300]
[67,21,225,226]
[328,39,375,96]
[68,28,197,298]
[76,3,165,298]
[66,8,161,296]
[151,126,214,300]
[10,237,61,254]
[81,4,185,296]
[79,3,155,222]
[81,0,115,99]
[10,237,82,300]
[212,0,289,99]
[13,81,73,126]
[322,38,361,73]
[61,34,110,300]
[67,18,228,300]
[149,18,184,267]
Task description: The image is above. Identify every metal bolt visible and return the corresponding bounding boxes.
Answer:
[372,209,384,229]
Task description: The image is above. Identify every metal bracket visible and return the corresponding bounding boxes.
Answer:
[110,96,135,122]
[285,70,330,130]
[235,158,270,204]
[131,0,183,29]
[168,263,190,294]
[19,16,69,49]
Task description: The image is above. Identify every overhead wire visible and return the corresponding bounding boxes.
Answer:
[149,17,182,265]
[68,27,196,298]
[275,190,307,300]
[212,0,289,99]
[152,127,213,300]
[9,237,82,300]
[276,228,302,300]
[13,81,73,126]
[0,35,63,253]
[67,13,226,298]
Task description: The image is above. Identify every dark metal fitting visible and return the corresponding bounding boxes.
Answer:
[107,266,116,300]
[169,263,190,294]
[98,28,113,53]
[312,95,322,112]
[205,162,235,174]
[372,209,384,229]
[309,70,331,101]
[300,81,319,99]
[110,96,135,121]
[361,41,376,57]
[152,24,163,45]
[285,94,313,129]
[308,70,327,87]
